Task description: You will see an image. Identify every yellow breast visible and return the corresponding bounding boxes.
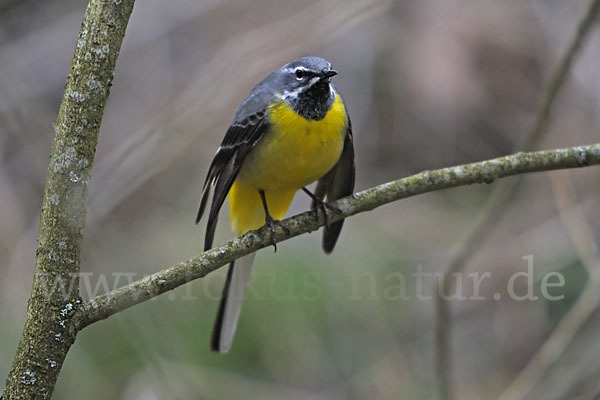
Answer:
[236,93,347,191]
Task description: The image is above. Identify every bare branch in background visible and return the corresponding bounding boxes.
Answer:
[435,1,600,398]
[495,174,600,400]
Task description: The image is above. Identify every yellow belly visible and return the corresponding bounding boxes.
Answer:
[230,93,347,235]
[228,182,296,235]
[236,93,347,191]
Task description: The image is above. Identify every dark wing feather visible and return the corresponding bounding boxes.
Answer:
[196,113,269,251]
[313,119,355,254]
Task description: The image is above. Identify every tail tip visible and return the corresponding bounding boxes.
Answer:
[210,338,231,354]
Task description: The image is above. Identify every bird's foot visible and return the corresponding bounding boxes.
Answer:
[263,215,290,252]
[311,198,341,228]
[301,187,341,228]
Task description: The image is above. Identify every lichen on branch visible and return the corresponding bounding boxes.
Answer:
[77,143,600,328]
[2,0,136,398]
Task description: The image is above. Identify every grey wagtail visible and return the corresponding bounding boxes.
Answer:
[196,56,355,353]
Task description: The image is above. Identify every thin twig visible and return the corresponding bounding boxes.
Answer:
[495,173,600,400]
[434,1,600,398]
[75,143,600,329]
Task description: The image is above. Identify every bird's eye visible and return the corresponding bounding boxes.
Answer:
[295,69,305,80]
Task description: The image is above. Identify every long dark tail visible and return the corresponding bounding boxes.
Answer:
[210,253,256,353]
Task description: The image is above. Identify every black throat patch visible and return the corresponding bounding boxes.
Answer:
[288,81,335,121]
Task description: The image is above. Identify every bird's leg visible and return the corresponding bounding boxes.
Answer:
[301,187,341,228]
[259,190,290,252]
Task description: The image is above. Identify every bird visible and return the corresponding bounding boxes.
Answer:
[196,56,355,353]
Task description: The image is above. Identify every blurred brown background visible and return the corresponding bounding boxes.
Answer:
[1,0,600,399]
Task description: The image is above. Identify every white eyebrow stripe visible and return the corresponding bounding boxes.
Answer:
[283,66,308,74]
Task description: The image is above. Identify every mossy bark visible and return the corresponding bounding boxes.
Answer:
[2,0,135,398]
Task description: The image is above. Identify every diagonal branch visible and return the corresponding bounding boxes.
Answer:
[75,143,600,329]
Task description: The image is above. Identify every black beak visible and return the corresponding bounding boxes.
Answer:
[320,69,338,80]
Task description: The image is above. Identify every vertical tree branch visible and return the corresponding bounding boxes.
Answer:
[435,0,600,399]
[2,0,135,398]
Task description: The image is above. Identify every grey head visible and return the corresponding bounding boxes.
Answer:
[276,56,338,120]
[235,57,338,123]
